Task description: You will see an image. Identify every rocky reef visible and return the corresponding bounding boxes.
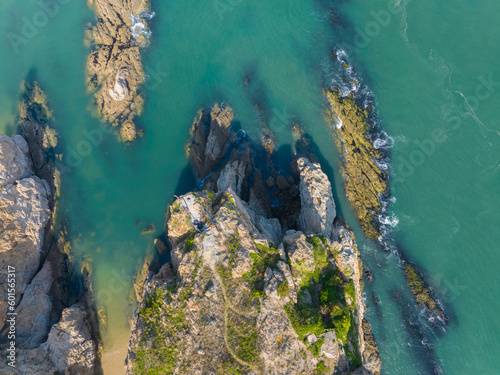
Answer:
[402,261,448,324]
[324,88,388,240]
[324,56,447,326]
[0,83,100,373]
[85,0,153,142]
[127,104,381,374]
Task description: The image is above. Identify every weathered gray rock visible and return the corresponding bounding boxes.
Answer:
[188,104,236,182]
[45,303,97,374]
[283,230,315,285]
[0,301,97,375]
[333,227,382,375]
[0,134,33,186]
[0,128,99,374]
[297,157,336,236]
[15,262,53,349]
[217,160,247,196]
[0,135,51,331]
[321,331,340,360]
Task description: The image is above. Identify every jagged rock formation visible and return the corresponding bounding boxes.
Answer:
[127,104,381,374]
[324,89,388,240]
[86,0,153,142]
[0,83,100,373]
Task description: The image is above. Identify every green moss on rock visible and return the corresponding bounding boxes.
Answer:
[324,89,388,239]
[403,262,448,323]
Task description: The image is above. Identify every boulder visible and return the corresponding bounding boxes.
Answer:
[276,175,290,190]
[154,238,168,254]
[45,303,97,374]
[265,176,275,188]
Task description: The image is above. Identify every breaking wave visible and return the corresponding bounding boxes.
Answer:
[130,9,155,46]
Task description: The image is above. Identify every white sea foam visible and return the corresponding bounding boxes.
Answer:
[334,113,343,129]
[130,9,155,45]
[379,214,399,228]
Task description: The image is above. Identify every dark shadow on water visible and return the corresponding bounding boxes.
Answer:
[173,164,198,198]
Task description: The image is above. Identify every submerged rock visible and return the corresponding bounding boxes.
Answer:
[403,262,448,324]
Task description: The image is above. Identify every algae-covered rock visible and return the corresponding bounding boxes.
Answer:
[403,262,448,324]
[324,89,388,239]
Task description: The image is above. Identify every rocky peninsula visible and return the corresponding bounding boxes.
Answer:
[86,0,153,142]
[126,104,381,374]
[0,82,100,374]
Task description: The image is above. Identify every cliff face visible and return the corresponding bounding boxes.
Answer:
[127,105,381,375]
[0,83,100,374]
[86,0,153,142]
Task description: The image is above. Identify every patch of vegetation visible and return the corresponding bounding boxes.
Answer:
[242,243,280,299]
[314,361,329,375]
[227,312,260,363]
[277,279,289,299]
[308,336,325,357]
[132,282,188,374]
[178,256,202,302]
[226,233,241,269]
[172,200,181,213]
[285,236,357,352]
[296,236,330,287]
[183,232,196,253]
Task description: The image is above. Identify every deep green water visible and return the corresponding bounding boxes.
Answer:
[1,0,499,374]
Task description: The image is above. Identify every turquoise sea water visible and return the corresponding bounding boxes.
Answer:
[1,0,499,374]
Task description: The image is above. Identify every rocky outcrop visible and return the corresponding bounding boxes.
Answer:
[333,227,381,375]
[86,0,153,142]
[0,135,50,332]
[297,157,336,236]
[187,104,240,185]
[127,114,381,374]
[0,301,97,375]
[0,83,100,373]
